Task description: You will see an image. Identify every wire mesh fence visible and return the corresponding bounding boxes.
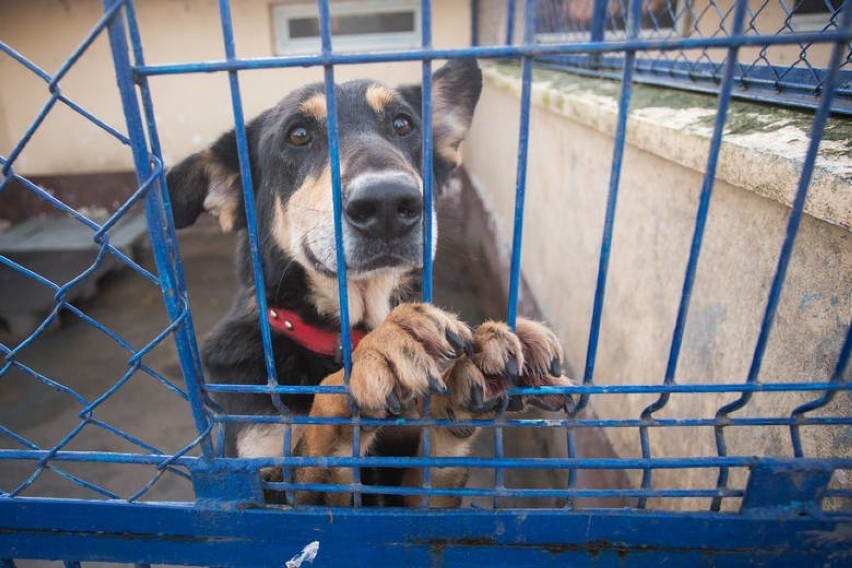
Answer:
[0,0,850,565]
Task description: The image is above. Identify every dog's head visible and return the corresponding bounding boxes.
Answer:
[166,59,481,286]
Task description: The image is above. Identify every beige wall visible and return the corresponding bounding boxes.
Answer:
[464,66,850,510]
[0,0,470,176]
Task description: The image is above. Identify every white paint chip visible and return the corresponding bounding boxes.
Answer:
[286,540,320,568]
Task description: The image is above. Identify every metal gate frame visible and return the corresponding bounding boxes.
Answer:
[2,0,851,565]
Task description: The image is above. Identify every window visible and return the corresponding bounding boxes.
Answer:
[789,0,843,32]
[536,0,678,42]
[272,0,421,55]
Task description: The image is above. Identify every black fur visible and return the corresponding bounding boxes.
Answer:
[166,59,482,458]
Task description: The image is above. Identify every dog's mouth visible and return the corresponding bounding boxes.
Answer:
[301,238,423,278]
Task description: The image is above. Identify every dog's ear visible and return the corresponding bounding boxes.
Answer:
[399,58,482,169]
[165,129,247,232]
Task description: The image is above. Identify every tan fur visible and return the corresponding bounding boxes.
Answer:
[295,308,576,508]
[307,269,404,329]
[236,423,305,458]
[299,94,327,120]
[365,84,397,114]
[432,92,469,167]
[200,149,242,232]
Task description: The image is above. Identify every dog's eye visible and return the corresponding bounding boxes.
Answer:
[286,125,312,146]
[391,114,414,136]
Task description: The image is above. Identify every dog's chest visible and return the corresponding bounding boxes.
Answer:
[308,271,402,329]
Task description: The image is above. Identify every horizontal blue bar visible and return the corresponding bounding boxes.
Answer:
[203,380,852,395]
[212,414,852,429]
[2,450,849,472]
[2,499,849,566]
[135,30,850,76]
[264,481,744,500]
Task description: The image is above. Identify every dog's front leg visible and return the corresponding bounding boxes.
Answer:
[296,303,473,506]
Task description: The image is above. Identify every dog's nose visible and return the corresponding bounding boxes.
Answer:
[344,179,422,240]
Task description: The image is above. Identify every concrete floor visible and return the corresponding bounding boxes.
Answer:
[2,204,626,566]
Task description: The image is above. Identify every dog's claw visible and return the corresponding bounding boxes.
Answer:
[549,357,561,377]
[446,330,465,356]
[428,374,448,394]
[386,390,402,416]
[504,357,520,385]
[564,394,577,416]
[469,384,484,412]
[506,395,525,412]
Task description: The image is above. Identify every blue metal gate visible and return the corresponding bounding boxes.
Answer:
[1,0,850,565]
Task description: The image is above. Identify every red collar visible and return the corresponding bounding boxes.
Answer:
[267,307,367,358]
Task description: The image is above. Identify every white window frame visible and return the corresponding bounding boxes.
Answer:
[535,0,685,44]
[272,0,421,55]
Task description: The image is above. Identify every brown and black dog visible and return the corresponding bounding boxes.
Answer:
[166,59,573,507]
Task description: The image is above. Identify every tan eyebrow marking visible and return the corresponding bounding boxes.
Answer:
[365,84,397,114]
[299,94,327,120]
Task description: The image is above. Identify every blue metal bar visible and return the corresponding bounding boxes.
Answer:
[215,0,284,421]
[419,0,435,507]
[569,0,644,507]
[505,0,537,328]
[214,412,852,430]
[4,499,849,566]
[580,0,643,400]
[5,449,850,472]
[102,0,214,458]
[134,30,852,76]
[590,0,610,42]
[505,0,516,45]
[648,0,748,510]
[712,2,852,509]
[315,0,362,507]
[268,482,745,501]
[122,0,209,421]
[203,380,852,396]
[420,3,435,304]
[470,0,480,46]
[790,322,851,457]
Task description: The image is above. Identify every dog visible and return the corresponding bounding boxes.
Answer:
[165,59,574,507]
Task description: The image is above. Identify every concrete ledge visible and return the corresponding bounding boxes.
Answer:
[485,64,852,231]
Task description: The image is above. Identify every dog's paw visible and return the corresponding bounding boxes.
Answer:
[513,319,575,413]
[349,303,473,417]
[447,318,575,415]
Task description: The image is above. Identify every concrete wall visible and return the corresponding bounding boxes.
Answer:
[0,0,470,176]
[464,64,851,510]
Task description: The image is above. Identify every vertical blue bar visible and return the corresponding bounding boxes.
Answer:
[505,0,517,45]
[421,0,435,304]
[638,0,747,506]
[790,322,851,457]
[122,0,209,440]
[216,0,282,396]
[505,0,537,329]
[568,0,643,507]
[419,0,434,507]
[589,0,608,40]
[316,0,361,507]
[712,1,852,509]
[470,0,480,46]
[102,0,213,457]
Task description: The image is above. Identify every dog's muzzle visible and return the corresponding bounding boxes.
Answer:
[344,172,422,242]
